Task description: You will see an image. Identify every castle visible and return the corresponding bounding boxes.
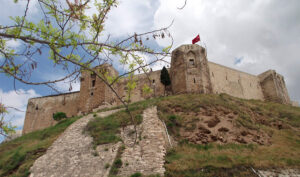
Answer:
[22,44,292,134]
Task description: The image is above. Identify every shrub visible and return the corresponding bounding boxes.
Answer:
[53,112,67,121]
[131,172,142,177]
[114,159,122,168]
[92,151,99,156]
[105,163,110,169]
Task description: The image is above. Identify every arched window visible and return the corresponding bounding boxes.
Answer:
[189,59,195,66]
[187,51,196,67]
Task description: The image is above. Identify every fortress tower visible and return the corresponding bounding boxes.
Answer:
[258,70,291,104]
[79,63,119,113]
[170,44,213,94]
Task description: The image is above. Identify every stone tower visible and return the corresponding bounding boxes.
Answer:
[79,63,119,113]
[170,44,213,94]
[258,70,291,104]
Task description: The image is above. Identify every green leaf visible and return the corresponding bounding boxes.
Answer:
[162,45,171,53]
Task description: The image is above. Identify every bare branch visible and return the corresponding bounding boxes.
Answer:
[177,0,187,10]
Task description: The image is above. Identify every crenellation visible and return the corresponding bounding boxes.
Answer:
[22,44,293,134]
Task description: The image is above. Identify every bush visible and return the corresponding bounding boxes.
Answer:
[130,172,142,177]
[105,163,110,169]
[53,112,67,121]
[114,159,122,168]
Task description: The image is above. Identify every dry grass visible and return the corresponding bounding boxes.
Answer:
[157,94,300,176]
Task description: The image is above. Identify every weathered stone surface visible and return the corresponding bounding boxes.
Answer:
[29,109,122,177]
[170,44,213,94]
[209,61,265,100]
[258,70,291,104]
[258,169,300,177]
[23,92,80,134]
[118,106,168,176]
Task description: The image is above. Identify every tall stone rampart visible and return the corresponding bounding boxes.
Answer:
[116,70,167,104]
[22,92,80,134]
[208,62,265,100]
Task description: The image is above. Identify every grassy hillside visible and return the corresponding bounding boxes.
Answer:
[1,93,299,177]
[158,94,300,176]
[0,116,81,177]
[87,93,300,176]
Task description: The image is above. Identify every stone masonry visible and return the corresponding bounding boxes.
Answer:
[29,106,168,177]
[29,109,122,177]
[23,44,294,134]
[118,106,168,176]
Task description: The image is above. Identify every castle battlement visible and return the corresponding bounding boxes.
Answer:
[22,44,291,134]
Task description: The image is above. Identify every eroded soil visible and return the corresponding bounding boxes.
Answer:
[170,105,272,145]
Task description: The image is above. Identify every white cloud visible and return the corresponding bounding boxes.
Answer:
[85,0,160,38]
[154,0,300,102]
[0,89,40,128]
[42,73,80,93]
[1,0,299,104]
[55,81,80,92]
[6,40,21,49]
[0,0,39,25]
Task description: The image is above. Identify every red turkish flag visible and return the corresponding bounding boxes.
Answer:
[192,34,200,44]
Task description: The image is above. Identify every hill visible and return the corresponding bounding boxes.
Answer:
[0,116,81,177]
[87,93,300,176]
[0,93,300,177]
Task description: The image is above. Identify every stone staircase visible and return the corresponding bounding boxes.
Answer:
[30,109,122,177]
[118,106,168,176]
[29,107,169,177]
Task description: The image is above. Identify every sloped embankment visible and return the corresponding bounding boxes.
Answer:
[86,93,300,176]
[29,109,121,177]
[156,94,300,176]
[86,104,169,176]
[0,116,81,177]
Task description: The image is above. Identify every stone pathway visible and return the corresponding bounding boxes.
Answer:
[258,169,300,177]
[30,109,121,177]
[118,106,168,176]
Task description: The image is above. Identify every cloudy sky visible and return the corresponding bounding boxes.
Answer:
[0,0,299,133]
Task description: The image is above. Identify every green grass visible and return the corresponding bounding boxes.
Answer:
[85,93,300,176]
[109,145,125,176]
[0,116,81,177]
[155,94,300,176]
[85,97,164,146]
[4,93,296,177]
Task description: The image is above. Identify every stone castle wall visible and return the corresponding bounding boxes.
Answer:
[116,70,167,103]
[22,44,293,134]
[22,92,80,134]
[208,62,265,100]
[258,70,291,104]
[79,64,120,113]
